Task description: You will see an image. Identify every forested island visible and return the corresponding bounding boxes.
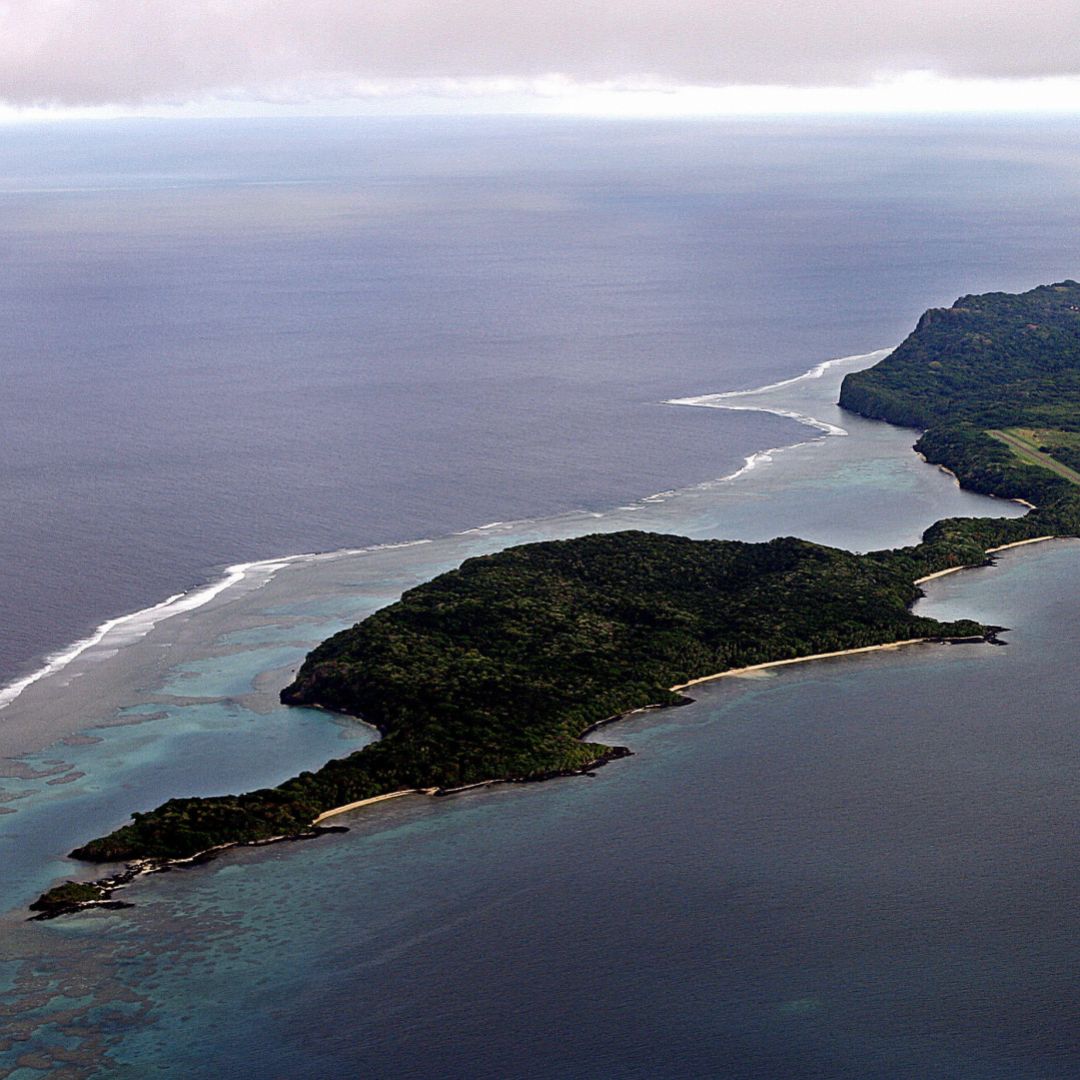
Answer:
[840,279,1080,508]
[33,281,1080,917]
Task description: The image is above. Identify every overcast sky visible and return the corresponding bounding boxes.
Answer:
[3,0,1080,116]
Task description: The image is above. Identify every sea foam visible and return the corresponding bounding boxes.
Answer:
[0,556,312,712]
[665,348,893,436]
[0,351,888,715]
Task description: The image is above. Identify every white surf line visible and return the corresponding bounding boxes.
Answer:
[664,348,894,438]
[642,444,804,504]
[686,401,849,437]
[455,518,530,536]
[640,412,840,503]
[667,347,893,405]
[0,555,315,712]
[634,353,894,509]
[0,536,448,714]
[0,351,891,715]
[453,506,609,537]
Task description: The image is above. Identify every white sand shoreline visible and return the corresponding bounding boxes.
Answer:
[672,536,1060,692]
[313,538,1065,818]
[38,532,1074,916]
[913,535,1056,585]
[195,538,1072,832]
[313,788,435,823]
[669,638,933,691]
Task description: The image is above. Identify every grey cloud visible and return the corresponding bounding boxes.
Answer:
[1,0,1079,106]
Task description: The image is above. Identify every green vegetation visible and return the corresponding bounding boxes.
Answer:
[36,280,1080,916]
[1022,427,1080,474]
[839,280,1080,510]
[61,524,1031,871]
[989,428,1080,485]
[28,880,108,915]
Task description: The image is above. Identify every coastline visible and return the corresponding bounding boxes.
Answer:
[0,540,440,725]
[912,535,1056,585]
[31,749,635,917]
[31,522,1047,917]
[27,824,351,920]
[313,788,429,822]
[16,341,1045,919]
[668,637,934,691]
[0,350,886,734]
[670,537,1061,693]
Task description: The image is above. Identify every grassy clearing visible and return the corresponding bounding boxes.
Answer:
[988,428,1080,485]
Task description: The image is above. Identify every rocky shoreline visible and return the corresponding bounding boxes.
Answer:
[29,746,635,919]
[28,824,349,920]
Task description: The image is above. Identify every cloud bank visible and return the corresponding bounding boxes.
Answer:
[2,0,1079,108]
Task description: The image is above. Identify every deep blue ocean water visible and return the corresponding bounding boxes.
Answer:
[3,116,1080,683]
[0,118,1077,1078]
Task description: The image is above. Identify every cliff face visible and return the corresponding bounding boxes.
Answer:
[840,280,1080,426]
[839,280,1080,513]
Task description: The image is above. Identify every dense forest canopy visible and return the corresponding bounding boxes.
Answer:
[840,280,1080,507]
[840,280,1080,430]
[62,521,1045,871]
[37,280,1080,914]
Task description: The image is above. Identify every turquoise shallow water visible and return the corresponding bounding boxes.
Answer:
[4,116,1080,1078]
[1,355,1068,1079]
[3,543,1075,1079]
[0,698,372,909]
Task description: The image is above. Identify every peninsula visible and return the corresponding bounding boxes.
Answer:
[33,281,1080,916]
[840,279,1080,509]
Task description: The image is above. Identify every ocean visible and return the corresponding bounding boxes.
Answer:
[0,117,1077,1078]
[4,115,1080,687]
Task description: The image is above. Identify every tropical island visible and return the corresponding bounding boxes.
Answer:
[32,280,1080,917]
[839,279,1080,506]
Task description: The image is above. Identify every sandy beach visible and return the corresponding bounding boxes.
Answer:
[913,535,1056,585]
[314,788,430,823]
[669,637,932,691]
[673,536,1061,692]
[300,536,1067,827]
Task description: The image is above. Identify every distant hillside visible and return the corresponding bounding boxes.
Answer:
[840,280,1080,509]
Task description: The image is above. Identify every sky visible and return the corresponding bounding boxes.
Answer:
[2,0,1080,118]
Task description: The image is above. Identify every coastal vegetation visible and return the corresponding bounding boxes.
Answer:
[987,429,1080,485]
[34,280,1080,914]
[60,523,1034,871]
[839,279,1080,512]
[29,880,107,914]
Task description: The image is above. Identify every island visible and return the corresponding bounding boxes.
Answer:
[840,279,1080,511]
[33,280,1080,916]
